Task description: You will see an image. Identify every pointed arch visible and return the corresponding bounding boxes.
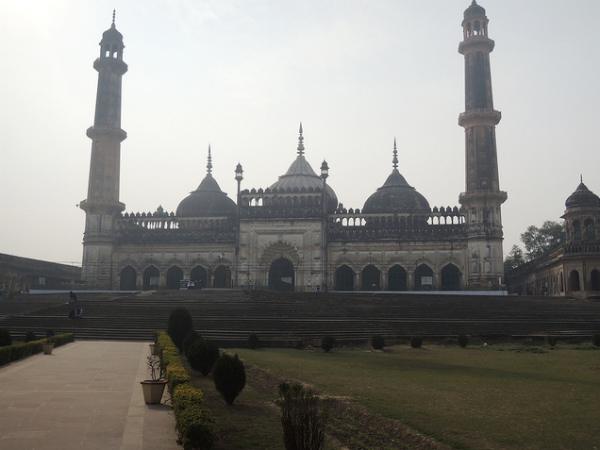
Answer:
[119,266,137,291]
[361,265,380,291]
[591,269,600,291]
[213,265,230,288]
[268,258,294,291]
[388,265,407,291]
[441,264,461,291]
[415,264,434,291]
[335,265,354,291]
[143,266,159,290]
[166,266,183,290]
[190,265,207,289]
[569,270,580,292]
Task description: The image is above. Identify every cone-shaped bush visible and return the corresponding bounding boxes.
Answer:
[410,336,423,348]
[592,333,600,347]
[183,330,202,358]
[248,332,260,350]
[0,329,11,347]
[212,353,246,405]
[25,331,37,343]
[321,335,336,352]
[168,307,194,352]
[457,334,469,348]
[371,334,385,350]
[187,338,220,376]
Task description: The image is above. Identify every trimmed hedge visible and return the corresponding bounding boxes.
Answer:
[155,331,216,450]
[0,333,75,367]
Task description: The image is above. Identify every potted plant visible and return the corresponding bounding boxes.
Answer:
[42,329,55,355]
[140,355,167,404]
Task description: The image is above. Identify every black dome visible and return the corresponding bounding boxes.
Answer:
[363,169,430,214]
[464,0,486,19]
[565,182,600,209]
[176,150,237,217]
[102,23,123,43]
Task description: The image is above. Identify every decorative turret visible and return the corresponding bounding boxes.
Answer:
[562,178,600,243]
[457,1,507,288]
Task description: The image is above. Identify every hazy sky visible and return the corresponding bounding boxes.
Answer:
[2,1,599,266]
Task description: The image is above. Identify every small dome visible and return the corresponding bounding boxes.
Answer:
[362,141,430,214]
[176,149,236,218]
[102,24,123,42]
[269,125,338,213]
[464,0,486,19]
[565,182,600,209]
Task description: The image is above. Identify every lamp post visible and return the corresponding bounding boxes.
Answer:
[234,163,243,288]
[320,160,329,292]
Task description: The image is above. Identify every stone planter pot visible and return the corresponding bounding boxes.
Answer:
[42,342,55,355]
[140,379,167,404]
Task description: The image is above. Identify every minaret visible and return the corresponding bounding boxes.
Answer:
[79,11,127,289]
[458,1,507,288]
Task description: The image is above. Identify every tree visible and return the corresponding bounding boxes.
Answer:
[504,244,526,272]
[520,221,565,260]
[277,383,326,450]
[187,338,220,376]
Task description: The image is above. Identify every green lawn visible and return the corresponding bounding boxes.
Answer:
[228,345,600,450]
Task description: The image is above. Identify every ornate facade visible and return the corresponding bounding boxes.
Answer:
[507,181,600,298]
[81,2,507,292]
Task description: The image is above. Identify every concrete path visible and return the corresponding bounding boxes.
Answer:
[0,341,180,450]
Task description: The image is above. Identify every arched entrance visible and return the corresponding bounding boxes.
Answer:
[335,265,354,291]
[166,266,183,289]
[190,265,207,289]
[268,258,294,291]
[119,266,136,291]
[143,266,159,290]
[415,264,434,291]
[441,264,461,291]
[361,265,380,290]
[569,270,580,291]
[591,269,600,291]
[388,265,407,291]
[213,265,230,288]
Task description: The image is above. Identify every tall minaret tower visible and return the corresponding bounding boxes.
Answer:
[458,1,507,288]
[79,12,127,289]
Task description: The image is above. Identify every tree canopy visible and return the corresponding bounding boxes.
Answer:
[504,221,565,272]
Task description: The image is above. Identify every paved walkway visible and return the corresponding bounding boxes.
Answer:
[0,341,180,450]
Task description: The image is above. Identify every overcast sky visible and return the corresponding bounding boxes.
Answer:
[2,0,599,266]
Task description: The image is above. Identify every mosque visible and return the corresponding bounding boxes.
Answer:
[80,1,508,292]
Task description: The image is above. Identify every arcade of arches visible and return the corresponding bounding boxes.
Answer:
[120,264,231,290]
[334,263,461,292]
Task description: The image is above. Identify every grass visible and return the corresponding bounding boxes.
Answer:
[225,344,600,450]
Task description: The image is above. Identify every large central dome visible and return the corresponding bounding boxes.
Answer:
[176,149,236,218]
[269,125,338,213]
[362,141,430,214]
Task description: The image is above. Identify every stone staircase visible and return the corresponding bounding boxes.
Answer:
[1,290,600,346]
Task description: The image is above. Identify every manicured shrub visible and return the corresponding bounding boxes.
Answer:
[168,307,194,352]
[592,333,600,347]
[321,335,336,352]
[277,383,326,450]
[212,353,246,405]
[25,331,37,343]
[547,335,557,347]
[0,328,12,347]
[183,330,202,357]
[248,332,260,350]
[410,336,423,348]
[187,338,220,376]
[457,333,469,348]
[173,384,216,450]
[371,334,385,350]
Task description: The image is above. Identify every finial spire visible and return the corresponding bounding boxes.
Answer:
[297,122,305,156]
[392,138,398,170]
[581,174,583,183]
[112,9,116,27]
[207,145,213,175]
